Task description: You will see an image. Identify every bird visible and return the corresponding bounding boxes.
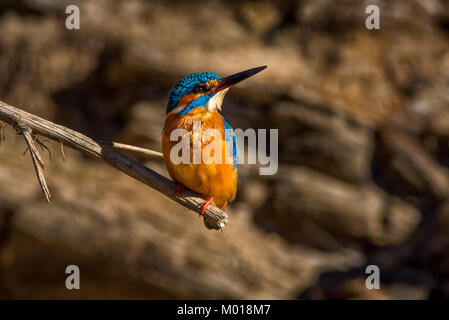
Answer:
[162,66,267,216]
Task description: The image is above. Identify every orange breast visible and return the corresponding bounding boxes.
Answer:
[162,108,237,210]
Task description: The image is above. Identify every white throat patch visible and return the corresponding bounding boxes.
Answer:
[207,89,229,112]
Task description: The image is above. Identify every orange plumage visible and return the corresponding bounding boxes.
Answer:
[162,107,237,210]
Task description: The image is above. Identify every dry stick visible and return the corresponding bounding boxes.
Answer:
[0,100,228,230]
[59,140,66,162]
[97,140,163,158]
[36,137,52,160]
[18,124,51,202]
[0,122,5,143]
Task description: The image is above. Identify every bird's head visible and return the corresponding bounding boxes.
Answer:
[166,66,267,116]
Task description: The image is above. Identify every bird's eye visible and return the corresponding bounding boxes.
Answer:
[193,85,208,93]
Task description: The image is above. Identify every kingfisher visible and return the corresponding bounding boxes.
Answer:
[162,66,267,216]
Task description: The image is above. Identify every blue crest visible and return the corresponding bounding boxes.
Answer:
[167,72,221,114]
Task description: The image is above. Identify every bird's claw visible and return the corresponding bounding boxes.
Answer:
[174,183,184,197]
[200,197,214,215]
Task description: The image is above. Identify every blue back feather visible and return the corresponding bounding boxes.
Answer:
[223,116,238,170]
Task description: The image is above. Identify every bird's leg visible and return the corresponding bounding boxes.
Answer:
[200,197,214,215]
[174,183,185,197]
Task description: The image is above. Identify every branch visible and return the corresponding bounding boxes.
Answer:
[0,100,228,230]
[96,140,164,158]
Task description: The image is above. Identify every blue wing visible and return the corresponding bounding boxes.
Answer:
[222,116,238,170]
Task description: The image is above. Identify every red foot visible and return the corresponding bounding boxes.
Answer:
[174,183,184,197]
[200,197,214,215]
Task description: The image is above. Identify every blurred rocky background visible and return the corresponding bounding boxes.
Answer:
[0,0,448,299]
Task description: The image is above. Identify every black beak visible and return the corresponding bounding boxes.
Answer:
[211,66,267,93]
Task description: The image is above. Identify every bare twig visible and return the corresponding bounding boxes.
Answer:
[97,140,163,158]
[0,100,228,230]
[0,122,5,144]
[59,140,66,162]
[36,137,52,161]
[23,136,52,161]
[18,124,51,202]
